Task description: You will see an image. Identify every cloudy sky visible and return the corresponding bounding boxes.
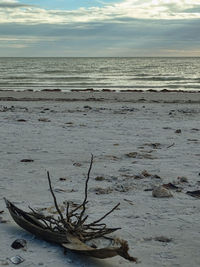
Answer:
[0,0,200,56]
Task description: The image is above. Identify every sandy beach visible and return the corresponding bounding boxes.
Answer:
[0,90,200,103]
[0,91,200,267]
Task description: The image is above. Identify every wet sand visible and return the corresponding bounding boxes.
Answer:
[0,90,200,103]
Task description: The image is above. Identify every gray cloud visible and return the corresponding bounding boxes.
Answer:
[183,7,200,13]
[0,2,33,8]
[0,17,200,56]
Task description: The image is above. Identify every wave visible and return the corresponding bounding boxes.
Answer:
[0,57,200,92]
[129,76,200,82]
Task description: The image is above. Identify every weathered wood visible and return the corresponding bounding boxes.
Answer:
[5,198,137,262]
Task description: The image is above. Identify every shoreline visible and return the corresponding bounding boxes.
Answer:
[0,90,200,103]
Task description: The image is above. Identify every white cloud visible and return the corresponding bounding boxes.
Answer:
[0,36,59,42]
[0,0,200,24]
[110,0,200,19]
[0,43,27,48]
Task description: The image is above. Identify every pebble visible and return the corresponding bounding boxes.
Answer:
[94,187,113,194]
[152,186,173,198]
[154,236,172,242]
[0,216,7,223]
[177,176,188,183]
[125,152,138,158]
[141,170,151,177]
[0,260,9,265]
[152,174,161,179]
[38,118,51,122]
[73,162,82,167]
[95,176,105,181]
[17,119,27,122]
[11,239,27,250]
[20,159,34,162]
[59,177,67,181]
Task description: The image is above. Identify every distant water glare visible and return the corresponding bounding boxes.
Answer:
[0,57,200,92]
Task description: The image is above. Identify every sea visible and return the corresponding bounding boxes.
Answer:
[0,57,200,92]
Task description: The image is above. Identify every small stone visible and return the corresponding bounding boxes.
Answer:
[152,174,161,179]
[134,175,143,179]
[17,119,27,122]
[154,236,172,242]
[175,129,182,133]
[176,188,182,192]
[59,177,67,181]
[152,186,173,198]
[144,142,161,149]
[0,216,8,223]
[141,170,151,177]
[11,239,27,250]
[177,176,188,183]
[73,162,82,167]
[94,187,113,195]
[20,159,34,162]
[84,105,92,109]
[95,176,105,181]
[151,143,161,149]
[0,260,9,265]
[38,118,51,122]
[125,152,138,158]
[144,188,153,192]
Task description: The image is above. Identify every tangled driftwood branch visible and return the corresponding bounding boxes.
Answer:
[39,154,121,242]
[5,155,138,262]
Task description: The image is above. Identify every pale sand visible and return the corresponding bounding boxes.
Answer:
[0,92,200,267]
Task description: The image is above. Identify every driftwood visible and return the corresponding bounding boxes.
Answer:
[5,155,137,262]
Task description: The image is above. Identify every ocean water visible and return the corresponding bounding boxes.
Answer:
[0,57,200,92]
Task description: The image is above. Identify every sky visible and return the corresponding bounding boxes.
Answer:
[0,0,200,57]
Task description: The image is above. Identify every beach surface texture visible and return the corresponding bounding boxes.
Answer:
[0,91,200,267]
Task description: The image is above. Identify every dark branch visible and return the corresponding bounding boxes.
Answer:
[88,203,120,226]
[47,171,66,226]
[76,154,93,227]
